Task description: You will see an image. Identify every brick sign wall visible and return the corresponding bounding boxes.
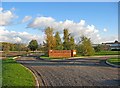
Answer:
[48,50,76,58]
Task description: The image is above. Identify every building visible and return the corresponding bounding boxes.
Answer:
[102,40,120,51]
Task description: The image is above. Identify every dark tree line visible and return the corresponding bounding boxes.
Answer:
[1,42,29,51]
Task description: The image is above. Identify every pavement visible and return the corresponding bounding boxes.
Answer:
[16,56,120,87]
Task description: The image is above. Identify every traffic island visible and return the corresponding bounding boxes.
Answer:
[106,57,120,67]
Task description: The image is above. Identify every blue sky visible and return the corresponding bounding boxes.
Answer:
[0,2,118,44]
[2,0,120,2]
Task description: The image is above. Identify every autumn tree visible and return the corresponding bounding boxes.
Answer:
[28,40,38,52]
[54,31,63,50]
[45,27,56,50]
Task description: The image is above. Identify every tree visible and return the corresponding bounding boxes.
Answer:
[69,36,75,50]
[2,43,10,57]
[79,36,95,56]
[94,44,102,52]
[9,43,15,51]
[28,40,38,51]
[45,27,56,50]
[63,29,70,50]
[54,31,63,50]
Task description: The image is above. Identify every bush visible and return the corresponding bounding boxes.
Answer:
[77,36,95,56]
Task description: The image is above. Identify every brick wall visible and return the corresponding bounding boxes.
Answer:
[48,50,76,58]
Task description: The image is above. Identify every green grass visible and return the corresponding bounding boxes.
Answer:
[95,51,119,56]
[76,51,119,57]
[0,60,2,88]
[2,58,35,87]
[40,56,52,60]
[107,57,120,65]
[40,55,69,60]
[41,51,119,59]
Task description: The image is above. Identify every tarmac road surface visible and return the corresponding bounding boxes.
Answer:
[16,56,119,87]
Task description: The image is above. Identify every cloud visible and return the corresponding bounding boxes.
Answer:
[0,8,17,26]
[99,35,118,43]
[0,26,117,44]
[0,26,44,44]
[28,16,55,29]
[79,20,85,25]
[27,16,101,43]
[13,37,22,43]
[0,7,3,12]
[11,7,16,11]
[22,16,32,23]
[103,28,107,32]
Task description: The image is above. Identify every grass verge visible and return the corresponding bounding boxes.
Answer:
[40,55,69,60]
[95,51,119,56]
[2,58,35,87]
[76,51,119,57]
[107,57,120,65]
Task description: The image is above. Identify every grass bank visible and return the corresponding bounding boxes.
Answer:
[95,51,119,56]
[107,57,120,65]
[2,58,35,87]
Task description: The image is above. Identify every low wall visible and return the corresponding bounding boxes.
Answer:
[48,50,76,58]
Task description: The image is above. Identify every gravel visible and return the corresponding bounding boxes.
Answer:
[17,56,119,87]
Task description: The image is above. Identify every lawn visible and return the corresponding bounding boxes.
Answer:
[76,51,119,57]
[2,58,35,87]
[40,55,69,60]
[0,60,2,88]
[95,51,119,56]
[107,57,120,65]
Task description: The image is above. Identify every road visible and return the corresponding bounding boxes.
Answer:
[16,56,119,87]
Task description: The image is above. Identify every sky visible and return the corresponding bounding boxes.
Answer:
[0,2,118,44]
[2,0,120,2]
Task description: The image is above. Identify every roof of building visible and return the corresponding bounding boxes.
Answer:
[102,40,120,44]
